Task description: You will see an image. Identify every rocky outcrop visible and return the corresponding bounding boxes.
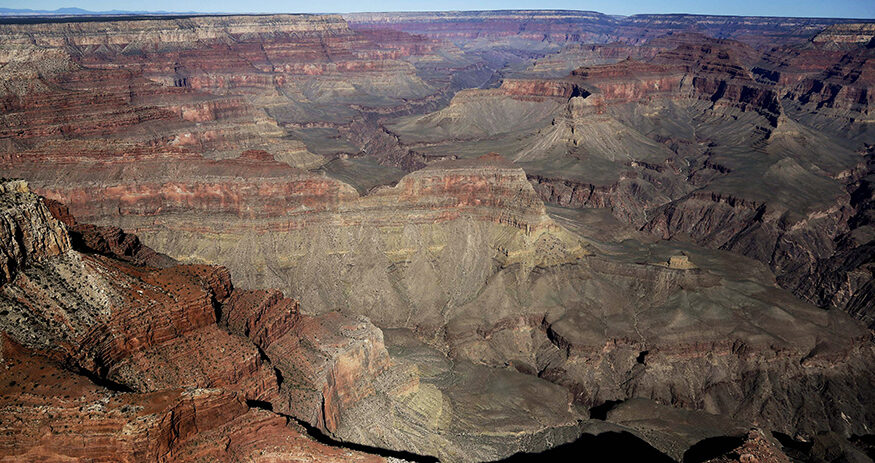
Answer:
[0,180,397,462]
[812,23,875,46]
[569,59,682,104]
[44,198,175,268]
[220,288,392,433]
[0,336,385,463]
[0,179,70,286]
[498,78,589,100]
[222,287,587,462]
[783,171,875,327]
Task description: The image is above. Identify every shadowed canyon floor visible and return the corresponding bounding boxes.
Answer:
[0,9,874,463]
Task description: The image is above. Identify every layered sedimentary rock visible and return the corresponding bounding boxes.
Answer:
[0,13,488,176]
[0,180,599,462]
[0,178,70,285]
[0,182,279,400]
[812,23,875,46]
[0,179,395,462]
[0,336,385,463]
[26,150,875,461]
[220,290,586,462]
[0,11,874,463]
[381,28,875,328]
[346,11,866,48]
[45,198,175,268]
[39,154,586,329]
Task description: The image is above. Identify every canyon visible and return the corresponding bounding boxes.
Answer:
[0,9,873,463]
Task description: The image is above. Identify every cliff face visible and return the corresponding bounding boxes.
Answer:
[346,11,868,48]
[0,180,614,462]
[0,179,395,462]
[0,12,488,179]
[380,28,875,328]
[812,23,875,46]
[0,180,70,285]
[0,337,386,463]
[33,154,585,332]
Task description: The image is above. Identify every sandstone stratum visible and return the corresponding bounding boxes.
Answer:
[0,9,874,463]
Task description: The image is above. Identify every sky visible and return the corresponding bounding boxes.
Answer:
[2,0,874,18]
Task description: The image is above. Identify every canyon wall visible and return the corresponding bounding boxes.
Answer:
[0,12,873,462]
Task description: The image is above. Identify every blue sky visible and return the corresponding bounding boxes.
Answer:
[3,0,874,18]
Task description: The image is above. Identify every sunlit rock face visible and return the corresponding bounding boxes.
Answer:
[381,27,875,327]
[0,10,873,463]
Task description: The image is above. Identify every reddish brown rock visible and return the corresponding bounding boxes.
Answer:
[221,289,391,433]
[44,198,175,267]
[700,430,792,463]
[498,78,589,101]
[0,336,385,463]
[0,181,278,402]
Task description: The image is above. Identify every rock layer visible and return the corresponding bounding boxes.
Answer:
[0,11,873,463]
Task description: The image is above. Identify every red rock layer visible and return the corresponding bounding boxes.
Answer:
[30,153,555,237]
[221,289,391,434]
[0,337,385,463]
[0,184,407,461]
[560,36,782,122]
[499,78,589,101]
[45,198,175,267]
[0,13,475,178]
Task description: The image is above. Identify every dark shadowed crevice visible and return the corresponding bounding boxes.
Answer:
[245,401,439,462]
[489,431,675,462]
[290,415,440,463]
[589,399,623,420]
[74,367,134,393]
[850,434,875,460]
[636,350,649,364]
[710,80,728,102]
[772,430,814,460]
[682,435,746,463]
[246,399,274,411]
[273,367,285,387]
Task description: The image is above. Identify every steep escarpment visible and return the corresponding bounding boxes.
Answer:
[0,179,395,462]
[45,198,176,268]
[0,179,70,285]
[1,183,278,400]
[811,23,875,47]
[0,13,489,179]
[380,29,874,325]
[347,11,866,49]
[0,179,598,463]
[781,171,875,327]
[0,336,386,463]
[36,154,586,332]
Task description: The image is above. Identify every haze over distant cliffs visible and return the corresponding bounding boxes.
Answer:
[0,9,873,463]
